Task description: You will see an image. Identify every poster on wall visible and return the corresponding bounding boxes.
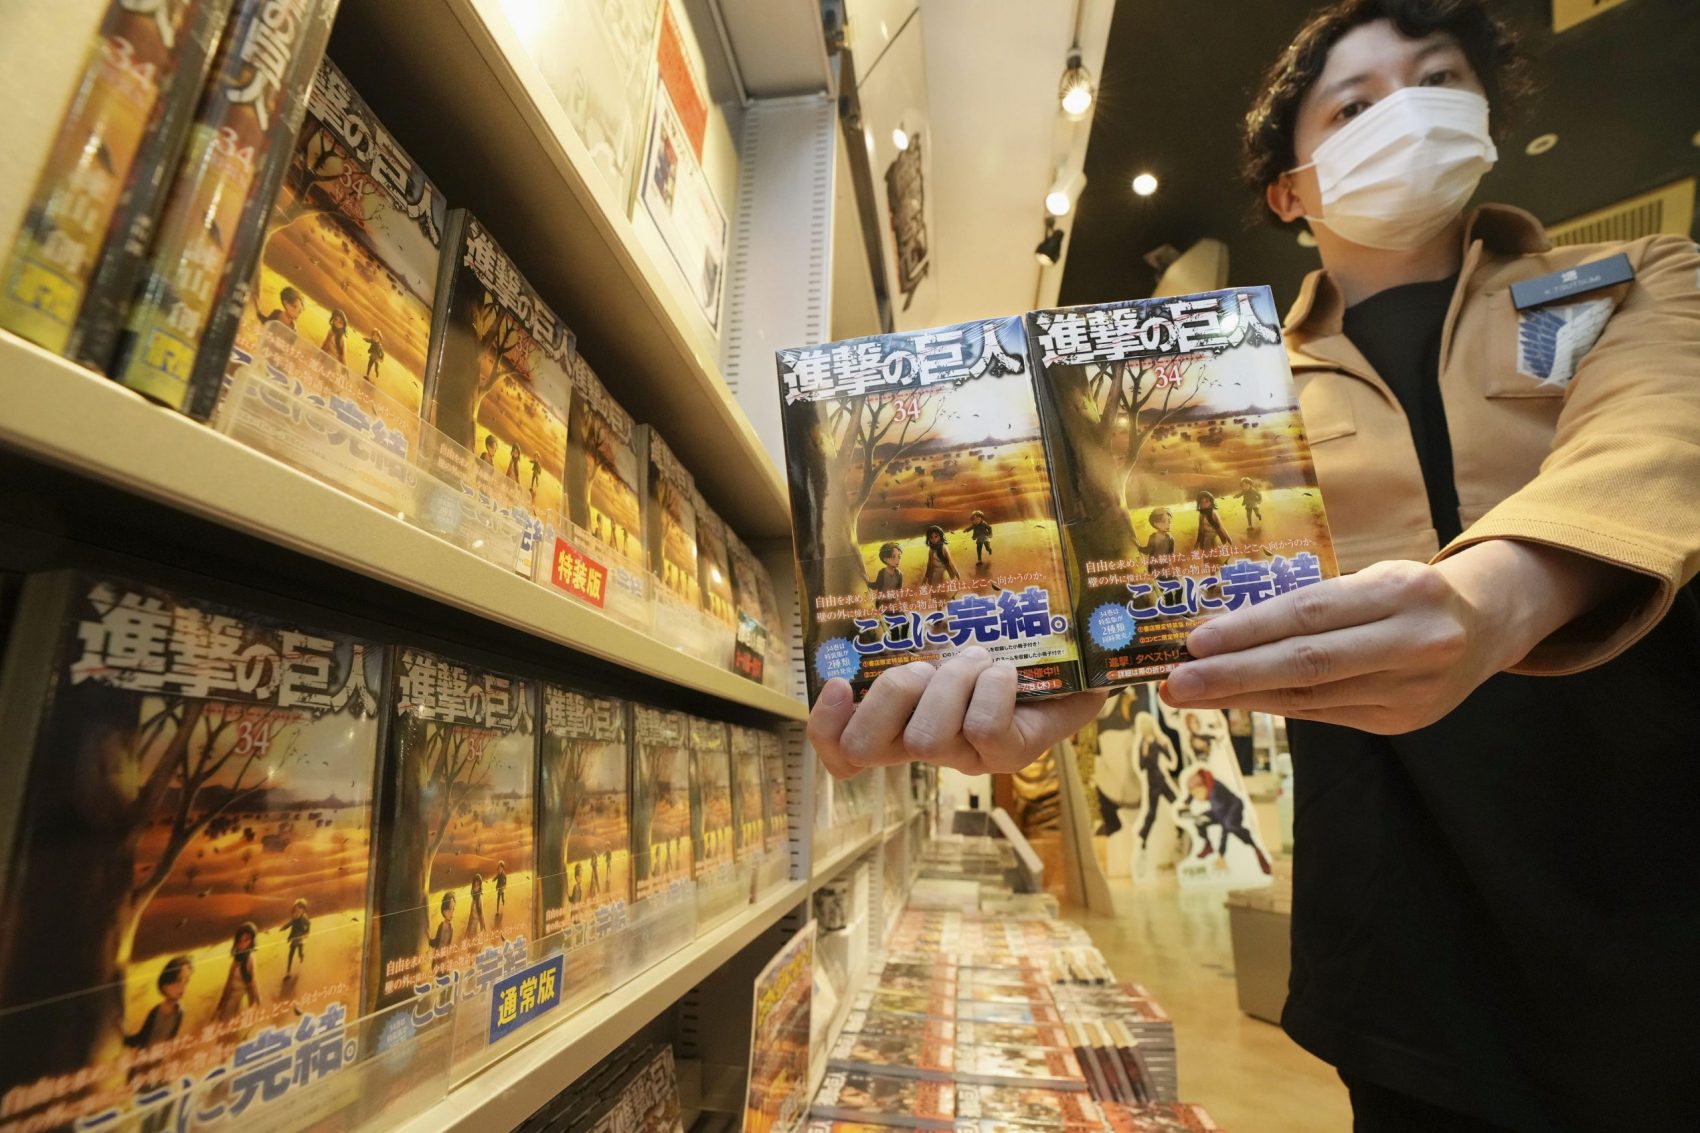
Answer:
[504,0,664,209]
[743,922,816,1133]
[639,76,728,330]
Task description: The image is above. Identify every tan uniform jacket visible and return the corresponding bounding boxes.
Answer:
[1285,204,1700,676]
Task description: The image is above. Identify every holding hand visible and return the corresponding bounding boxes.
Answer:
[807,647,1107,779]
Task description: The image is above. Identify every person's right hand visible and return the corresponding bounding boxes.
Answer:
[807,647,1107,779]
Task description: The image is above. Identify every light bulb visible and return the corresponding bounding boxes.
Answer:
[892,127,910,151]
[1045,190,1071,217]
[1061,85,1092,117]
[1132,173,1158,197]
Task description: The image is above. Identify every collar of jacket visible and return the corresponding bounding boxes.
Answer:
[1283,204,1551,394]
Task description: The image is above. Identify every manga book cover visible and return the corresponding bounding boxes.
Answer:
[777,317,1083,704]
[0,572,385,1132]
[642,427,701,608]
[616,1043,685,1133]
[744,923,812,1133]
[728,724,766,861]
[0,0,225,367]
[537,687,630,948]
[954,1083,1104,1129]
[726,531,773,684]
[630,706,693,902]
[219,53,446,430]
[426,210,576,572]
[1100,1103,1221,1133]
[686,716,733,879]
[369,649,536,1017]
[955,1021,1072,1051]
[811,1070,955,1130]
[828,1027,954,1080]
[1026,287,1337,687]
[842,1009,957,1046]
[956,1045,1087,1089]
[565,352,646,569]
[758,728,789,857]
[114,0,342,413]
[693,489,738,638]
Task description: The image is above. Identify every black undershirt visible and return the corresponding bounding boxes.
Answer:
[1340,275,1462,543]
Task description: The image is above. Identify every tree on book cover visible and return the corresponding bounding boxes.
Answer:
[687,717,734,874]
[113,0,342,413]
[630,706,692,901]
[427,211,575,558]
[225,54,446,425]
[729,725,766,860]
[370,648,536,1015]
[0,0,226,367]
[776,317,1082,704]
[537,686,630,943]
[643,428,701,606]
[1027,287,1337,686]
[0,572,384,1130]
[565,353,644,566]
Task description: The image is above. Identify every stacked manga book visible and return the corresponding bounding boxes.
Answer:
[513,1040,685,1133]
[808,838,1214,1133]
[778,294,1338,702]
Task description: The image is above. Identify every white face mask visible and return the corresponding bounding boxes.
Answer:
[1290,86,1497,251]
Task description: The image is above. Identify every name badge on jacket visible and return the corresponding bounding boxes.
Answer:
[1513,254,1633,390]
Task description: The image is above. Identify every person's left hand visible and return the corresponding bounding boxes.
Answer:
[1159,541,1632,734]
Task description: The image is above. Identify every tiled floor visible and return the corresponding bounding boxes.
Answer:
[1063,873,1351,1132]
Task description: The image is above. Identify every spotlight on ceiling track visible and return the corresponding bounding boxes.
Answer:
[892,126,910,151]
[1131,172,1158,196]
[1059,50,1095,120]
[1046,167,1086,217]
[1036,220,1065,267]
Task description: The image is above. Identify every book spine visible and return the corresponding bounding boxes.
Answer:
[419,207,469,429]
[111,0,341,413]
[0,572,77,916]
[66,1,232,373]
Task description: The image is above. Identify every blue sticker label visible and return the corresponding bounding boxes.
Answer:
[815,637,861,682]
[488,953,564,1044]
[1089,603,1135,650]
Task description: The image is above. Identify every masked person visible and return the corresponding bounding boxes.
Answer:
[805,6,1698,1131]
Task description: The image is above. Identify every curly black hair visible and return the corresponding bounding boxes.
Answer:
[1242,0,1534,227]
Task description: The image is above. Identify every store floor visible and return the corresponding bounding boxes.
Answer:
[1064,873,1352,1132]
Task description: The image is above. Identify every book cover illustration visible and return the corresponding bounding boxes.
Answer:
[1026,287,1337,687]
[630,705,693,902]
[758,728,788,857]
[687,716,734,879]
[1100,1102,1221,1133]
[618,1043,686,1133]
[729,724,766,862]
[954,1083,1103,1129]
[114,0,341,413]
[843,1009,957,1047]
[0,0,225,365]
[726,530,773,684]
[956,1020,1072,1051]
[223,53,446,432]
[956,1044,1086,1089]
[776,317,1082,705]
[743,922,813,1133]
[828,1027,954,1080]
[0,572,385,1132]
[642,427,701,608]
[562,353,647,597]
[693,489,738,642]
[811,1070,955,1130]
[427,210,576,571]
[537,686,630,950]
[370,649,536,1018]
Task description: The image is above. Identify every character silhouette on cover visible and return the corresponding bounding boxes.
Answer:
[1237,476,1264,531]
[213,921,263,1021]
[263,287,303,330]
[1143,506,1177,558]
[127,955,194,1132]
[364,327,384,380]
[922,525,960,586]
[282,897,310,977]
[1193,491,1233,552]
[506,444,523,483]
[964,510,993,562]
[495,860,509,916]
[321,307,348,363]
[480,434,498,466]
[430,892,456,973]
[868,542,904,593]
[467,872,487,936]
[569,862,583,904]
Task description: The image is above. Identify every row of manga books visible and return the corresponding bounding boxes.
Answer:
[0,1,792,689]
[514,1040,686,1133]
[777,294,1339,702]
[806,846,1218,1133]
[0,568,790,1133]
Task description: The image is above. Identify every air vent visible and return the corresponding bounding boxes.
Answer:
[1546,178,1696,247]
[1552,0,1630,33]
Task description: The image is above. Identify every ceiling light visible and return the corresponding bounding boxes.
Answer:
[1524,132,1558,156]
[1691,129,1700,147]
[1131,172,1158,197]
[1297,229,1318,248]
[892,126,910,151]
[1036,224,1065,267]
[1046,167,1086,217]
[1058,50,1095,120]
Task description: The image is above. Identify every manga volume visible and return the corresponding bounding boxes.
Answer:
[369,648,536,1018]
[1026,287,1337,686]
[728,724,767,862]
[113,0,343,413]
[537,687,630,956]
[810,1070,955,1130]
[757,728,789,858]
[776,317,1083,704]
[0,0,227,369]
[630,705,693,903]
[642,426,701,609]
[563,352,648,612]
[0,571,386,1132]
[425,209,576,573]
[686,716,734,879]
[217,53,447,432]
